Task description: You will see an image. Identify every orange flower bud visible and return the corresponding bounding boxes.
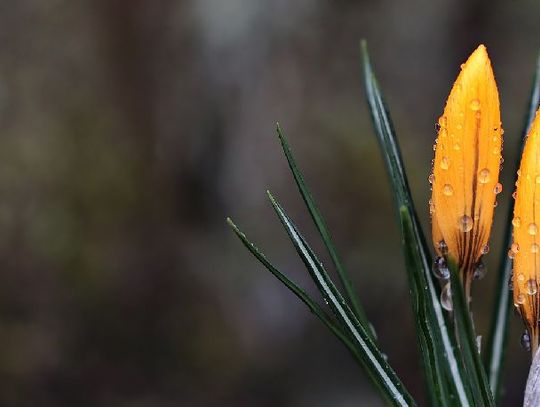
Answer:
[512,108,540,355]
[431,45,502,299]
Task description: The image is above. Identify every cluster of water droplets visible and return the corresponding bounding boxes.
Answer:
[430,100,504,229]
[431,241,451,311]
[430,96,505,312]
[509,208,540,306]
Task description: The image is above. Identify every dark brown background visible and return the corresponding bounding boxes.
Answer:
[0,0,539,405]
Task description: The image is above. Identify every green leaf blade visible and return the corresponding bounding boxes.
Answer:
[276,124,372,336]
[485,51,540,400]
[361,39,472,405]
[226,217,360,360]
[448,261,495,406]
[267,192,416,407]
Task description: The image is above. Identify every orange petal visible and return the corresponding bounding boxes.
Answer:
[513,108,540,354]
[431,45,502,287]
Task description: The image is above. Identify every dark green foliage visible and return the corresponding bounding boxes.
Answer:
[228,41,540,406]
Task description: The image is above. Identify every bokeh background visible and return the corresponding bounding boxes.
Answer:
[1,0,540,405]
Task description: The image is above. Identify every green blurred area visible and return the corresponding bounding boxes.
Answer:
[0,0,538,405]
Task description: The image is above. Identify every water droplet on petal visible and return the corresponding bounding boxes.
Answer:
[470,99,481,111]
[512,217,521,227]
[532,243,539,253]
[441,283,453,311]
[518,273,526,282]
[438,116,447,129]
[508,249,515,259]
[494,183,503,194]
[454,143,461,150]
[440,156,450,170]
[527,279,538,295]
[481,244,489,254]
[492,147,499,155]
[432,257,450,280]
[478,168,490,184]
[512,191,517,199]
[516,293,526,305]
[428,173,435,184]
[438,240,448,255]
[511,243,520,253]
[458,215,473,232]
[443,184,454,196]
[529,223,538,235]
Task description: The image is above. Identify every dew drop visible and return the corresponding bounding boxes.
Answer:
[512,217,521,228]
[501,128,505,135]
[492,147,499,155]
[529,223,538,235]
[470,99,481,111]
[481,244,490,254]
[460,63,465,69]
[454,143,461,151]
[511,242,520,253]
[518,273,526,282]
[473,262,486,280]
[532,243,539,253]
[457,215,473,232]
[428,173,435,184]
[429,199,435,215]
[438,116,447,129]
[443,184,454,196]
[441,283,453,311]
[440,156,450,170]
[521,330,531,351]
[432,257,450,280]
[512,191,517,200]
[527,279,538,295]
[508,249,515,259]
[438,240,448,255]
[494,183,503,194]
[478,168,490,184]
[516,293,526,305]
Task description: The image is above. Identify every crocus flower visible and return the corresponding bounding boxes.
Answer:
[512,109,540,355]
[430,45,503,303]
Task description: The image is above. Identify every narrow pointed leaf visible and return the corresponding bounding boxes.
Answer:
[226,218,361,360]
[449,260,495,406]
[361,39,471,405]
[268,192,416,407]
[485,51,540,400]
[399,207,450,407]
[276,123,372,336]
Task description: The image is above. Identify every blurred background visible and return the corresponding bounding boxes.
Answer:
[0,0,540,405]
